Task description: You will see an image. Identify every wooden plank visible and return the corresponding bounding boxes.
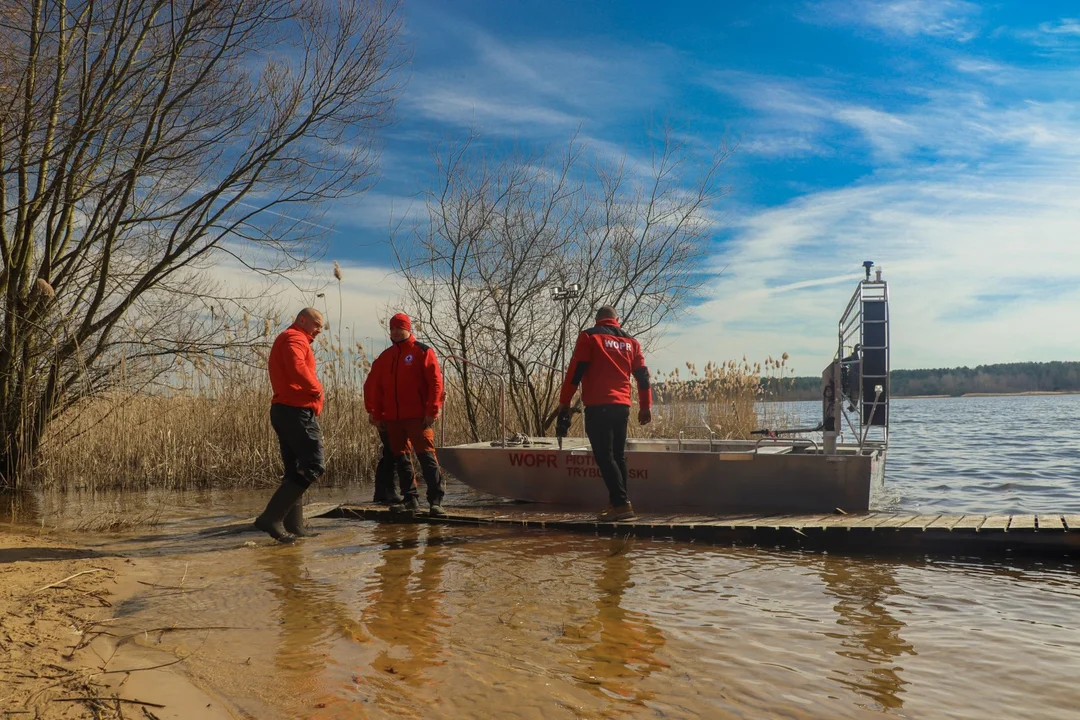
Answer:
[950,515,987,530]
[1009,514,1036,531]
[979,515,1010,530]
[815,514,862,528]
[926,515,966,530]
[1062,515,1080,531]
[668,515,713,526]
[846,511,898,528]
[839,513,896,529]
[867,514,914,528]
[772,514,840,529]
[753,514,815,529]
[697,515,761,528]
[899,514,941,530]
[727,516,786,527]
[1037,515,1064,531]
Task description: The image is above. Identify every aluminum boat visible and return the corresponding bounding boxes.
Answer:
[437,263,890,515]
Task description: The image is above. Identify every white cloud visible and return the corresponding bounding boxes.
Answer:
[653,166,1080,374]
[709,70,1080,163]
[1038,18,1080,36]
[1012,18,1080,53]
[327,190,426,233]
[401,17,671,137]
[205,258,406,353]
[805,0,981,41]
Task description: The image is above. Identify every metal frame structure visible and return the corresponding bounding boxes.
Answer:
[835,264,890,452]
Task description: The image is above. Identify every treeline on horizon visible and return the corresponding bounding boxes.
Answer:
[774,361,1080,400]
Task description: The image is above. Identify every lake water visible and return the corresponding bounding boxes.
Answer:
[5,394,1080,719]
[775,394,1080,514]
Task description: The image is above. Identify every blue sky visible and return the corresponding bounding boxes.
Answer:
[241,0,1080,375]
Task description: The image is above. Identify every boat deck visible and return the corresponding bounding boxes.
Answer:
[329,504,1080,558]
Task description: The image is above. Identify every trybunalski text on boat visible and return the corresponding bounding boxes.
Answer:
[437,263,890,515]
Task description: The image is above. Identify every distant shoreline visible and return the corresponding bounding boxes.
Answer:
[766,390,1080,403]
[896,391,1080,399]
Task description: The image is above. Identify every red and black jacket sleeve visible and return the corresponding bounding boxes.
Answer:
[631,340,652,409]
[421,344,444,417]
[559,331,592,405]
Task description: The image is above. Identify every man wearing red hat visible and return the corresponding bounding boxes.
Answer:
[366,313,446,517]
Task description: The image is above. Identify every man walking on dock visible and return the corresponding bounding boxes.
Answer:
[558,306,652,522]
[367,313,447,517]
[256,307,326,542]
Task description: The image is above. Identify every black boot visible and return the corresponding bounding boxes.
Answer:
[389,496,420,515]
[372,449,398,504]
[254,481,307,543]
[284,500,317,537]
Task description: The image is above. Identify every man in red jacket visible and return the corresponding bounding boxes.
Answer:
[255,307,326,542]
[366,313,446,517]
[558,306,652,522]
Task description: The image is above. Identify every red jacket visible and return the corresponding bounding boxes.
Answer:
[365,336,444,421]
[560,318,651,409]
[269,324,323,415]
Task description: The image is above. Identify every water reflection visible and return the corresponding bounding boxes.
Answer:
[258,545,368,680]
[818,556,915,711]
[362,523,450,691]
[561,539,668,709]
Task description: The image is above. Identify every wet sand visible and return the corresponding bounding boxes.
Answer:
[0,531,234,719]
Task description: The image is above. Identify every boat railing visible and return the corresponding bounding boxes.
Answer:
[442,355,506,448]
[677,424,717,451]
[755,435,820,455]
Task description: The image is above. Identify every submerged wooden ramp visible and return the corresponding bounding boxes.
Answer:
[331,504,1080,558]
[198,502,342,536]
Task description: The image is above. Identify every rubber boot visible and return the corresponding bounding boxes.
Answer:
[372,448,398,504]
[254,481,307,543]
[284,500,317,537]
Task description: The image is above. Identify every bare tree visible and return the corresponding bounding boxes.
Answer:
[0,0,405,488]
[395,132,730,439]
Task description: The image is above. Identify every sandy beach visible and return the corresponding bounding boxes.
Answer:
[0,531,233,720]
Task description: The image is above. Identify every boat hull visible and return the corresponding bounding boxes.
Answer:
[438,438,883,514]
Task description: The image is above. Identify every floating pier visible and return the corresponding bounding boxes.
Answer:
[329,504,1080,558]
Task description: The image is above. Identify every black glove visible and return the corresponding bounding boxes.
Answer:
[555,410,572,439]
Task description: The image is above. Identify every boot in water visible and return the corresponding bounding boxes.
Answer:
[284,500,318,538]
[254,481,306,542]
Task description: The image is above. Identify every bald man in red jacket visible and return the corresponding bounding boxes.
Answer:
[366,313,446,517]
[255,307,326,542]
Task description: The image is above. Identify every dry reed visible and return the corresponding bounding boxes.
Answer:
[30,329,796,491]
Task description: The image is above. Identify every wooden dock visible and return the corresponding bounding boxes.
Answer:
[329,504,1080,558]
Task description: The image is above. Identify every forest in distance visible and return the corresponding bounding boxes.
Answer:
[769,361,1080,400]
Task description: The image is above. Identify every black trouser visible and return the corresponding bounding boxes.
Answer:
[584,404,631,507]
[270,404,325,488]
[374,429,417,502]
[416,452,443,506]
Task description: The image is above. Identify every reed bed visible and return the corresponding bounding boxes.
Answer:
[30,336,798,491]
